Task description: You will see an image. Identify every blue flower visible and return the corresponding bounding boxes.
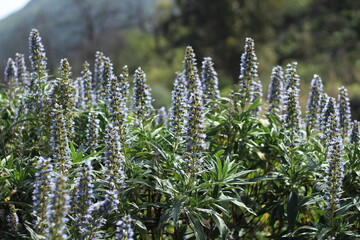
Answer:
[338,86,352,139]
[305,74,323,129]
[201,57,220,104]
[267,66,284,114]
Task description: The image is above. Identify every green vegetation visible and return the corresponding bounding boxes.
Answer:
[0,28,359,239]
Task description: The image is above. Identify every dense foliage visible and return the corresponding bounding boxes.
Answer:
[0,29,359,240]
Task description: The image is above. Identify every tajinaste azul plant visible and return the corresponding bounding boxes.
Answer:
[201,57,220,104]
[86,110,100,153]
[93,51,105,104]
[15,53,28,88]
[4,58,18,89]
[183,46,201,100]
[305,74,323,130]
[101,56,114,101]
[169,73,187,139]
[320,97,336,139]
[182,47,206,173]
[51,58,76,138]
[33,156,54,236]
[116,215,134,240]
[73,160,95,237]
[132,67,154,123]
[338,86,352,139]
[267,66,284,114]
[81,61,94,107]
[282,62,302,142]
[46,174,70,240]
[238,37,259,107]
[104,124,126,209]
[184,91,206,173]
[108,65,130,133]
[27,29,48,112]
[323,111,345,217]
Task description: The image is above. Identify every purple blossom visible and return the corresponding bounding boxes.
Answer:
[338,86,352,138]
[305,74,323,129]
[201,57,220,103]
[267,66,284,114]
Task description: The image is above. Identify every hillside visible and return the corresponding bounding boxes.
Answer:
[0,0,160,73]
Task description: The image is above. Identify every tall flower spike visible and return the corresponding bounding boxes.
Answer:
[338,86,352,139]
[324,112,345,211]
[86,110,100,153]
[7,204,19,233]
[73,160,95,236]
[104,124,126,209]
[93,51,105,103]
[81,61,93,107]
[51,59,76,138]
[169,73,187,139]
[132,67,154,123]
[282,62,302,142]
[350,120,360,145]
[320,97,336,139]
[183,46,202,100]
[267,66,284,114]
[15,53,28,88]
[108,65,130,132]
[29,29,48,84]
[4,58,18,89]
[102,56,114,101]
[305,74,323,130]
[201,57,220,104]
[238,37,259,107]
[33,157,54,235]
[46,174,70,240]
[184,91,206,173]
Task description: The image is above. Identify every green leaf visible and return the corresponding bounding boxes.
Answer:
[188,213,206,240]
[287,188,299,231]
[317,227,331,240]
[173,196,186,227]
[211,212,227,238]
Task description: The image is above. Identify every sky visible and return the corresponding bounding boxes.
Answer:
[0,0,31,20]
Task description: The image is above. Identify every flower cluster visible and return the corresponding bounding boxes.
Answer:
[282,62,302,142]
[320,97,336,139]
[7,204,19,233]
[51,58,76,138]
[28,28,48,86]
[46,174,70,240]
[305,74,323,129]
[93,51,105,102]
[108,66,130,131]
[338,86,352,138]
[116,215,134,240]
[169,73,187,139]
[4,58,17,89]
[102,56,114,101]
[132,67,154,123]
[81,61,94,107]
[33,156,54,235]
[15,53,28,88]
[201,57,220,104]
[50,103,70,173]
[324,112,345,210]
[104,124,126,208]
[86,110,100,153]
[238,37,259,107]
[183,46,202,100]
[73,160,95,236]
[267,66,284,114]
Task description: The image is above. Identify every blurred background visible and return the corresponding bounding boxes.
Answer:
[0,0,359,117]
